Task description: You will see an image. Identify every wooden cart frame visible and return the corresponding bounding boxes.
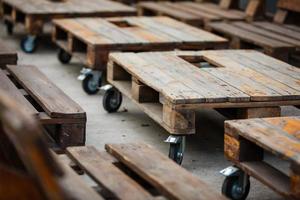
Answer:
[52,16,228,95]
[0,0,136,53]
[103,50,300,163]
[222,116,300,199]
[0,65,86,151]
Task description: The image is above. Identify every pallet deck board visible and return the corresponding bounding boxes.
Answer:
[207,0,300,62]
[225,116,300,199]
[138,2,246,24]
[53,16,228,70]
[108,50,299,134]
[200,51,300,101]
[67,146,153,200]
[226,117,300,164]
[138,1,247,27]
[110,50,300,105]
[2,0,136,16]
[239,161,291,197]
[181,2,246,20]
[208,21,300,61]
[208,22,293,48]
[56,154,105,200]
[7,65,85,119]
[1,0,136,35]
[0,70,38,115]
[54,16,227,46]
[0,65,86,149]
[105,143,227,200]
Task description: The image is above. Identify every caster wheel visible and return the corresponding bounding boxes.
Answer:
[4,20,13,35]
[58,49,72,64]
[222,175,250,200]
[82,74,102,95]
[103,88,122,113]
[21,36,38,53]
[168,138,185,165]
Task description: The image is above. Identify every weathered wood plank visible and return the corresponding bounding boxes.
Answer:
[106,143,227,200]
[225,116,300,199]
[7,65,85,119]
[66,146,153,200]
[2,0,136,16]
[225,117,300,165]
[109,50,300,105]
[138,0,255,27]
[55,153,105,200]
[0,70,38,115]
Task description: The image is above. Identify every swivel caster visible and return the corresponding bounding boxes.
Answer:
[82,73,102,95]
[58,48,72,64]
[4,20,13,35]
[221,167,250,200]
[165,135,185,165]
[102,87,122,113]
[21,36,38,53]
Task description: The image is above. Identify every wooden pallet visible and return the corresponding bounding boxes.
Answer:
[224,116,300,199]
[0,65,86,150]
[52,16,228,70]
[112,0,183,6]
[137,0,265,28]
[0,93,226,200]
[107,50,300,135]
[0,40,17,68]
[207,0,300,63]
[0,0,136,35]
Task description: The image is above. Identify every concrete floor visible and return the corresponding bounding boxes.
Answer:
[2,23,300,200]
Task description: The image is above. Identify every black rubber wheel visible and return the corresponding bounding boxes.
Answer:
[222,175,250,200]
[58,49,72,64]
[82,74,102,95]
[169,142,184,165]
[20,36,38,53]
[4,20,13,35]
[103,88,122,113]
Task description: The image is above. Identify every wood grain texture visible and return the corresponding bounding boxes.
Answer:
[108,49,300,134]
[1,0,136,16]
[207,4,300,62]
[225,116,300,199]
[105,143,227,200]
[109,50,300,105]
[7,65,85,119]
[66,146,153,200]
[53,16,227,47]
[137,0,250,27]
[225,116,300,165]
[53,16,227,70]
[1,65,86,149]
[1,0,136,35]
[0,70,38,115]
